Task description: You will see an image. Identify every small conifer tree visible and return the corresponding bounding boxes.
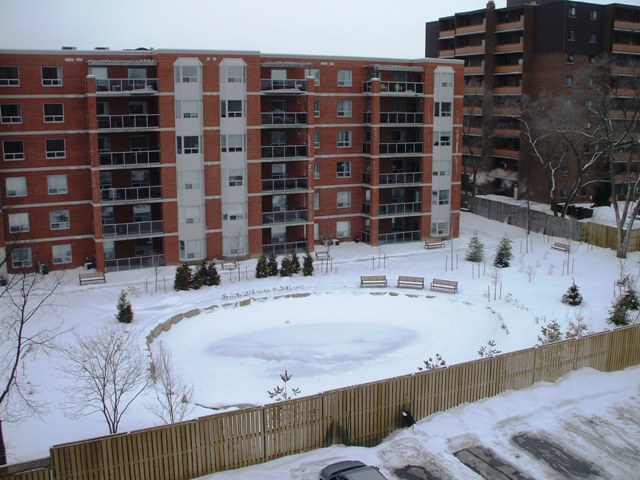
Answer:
[538,319,562,344]
[174,263,192,291]
[561,281,583,306]
[267,253,279,276]
[608,287,640,326]
[465,231,485,263]
[255,254,269,279]
[116,290,134,323]
[205,261,220,286]
[303,252,314,276]
[493,234,513,268]
[191,260,207,289]
[290,250,301,274]
[279,254,293,277]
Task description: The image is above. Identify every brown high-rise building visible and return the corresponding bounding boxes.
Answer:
[426,0,640,204]
[0,49,462,274]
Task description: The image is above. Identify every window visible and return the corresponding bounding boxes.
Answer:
[337,100,352,117]
[435,101,452,117]
[337,130,352,148]
[131,170,149,187]
[590,9,598,20]
[271,131,287,146]
[314,192,320,210]
[561,166,570,177]
[98,136,111,153]
[435,72,453,87]
[51,244,72,264]
[314,100,320,117]
[337,70,352,87]
[3,140,24,160]
[50,210,70,230]
[221,100,243,118]
[588,54,596,65]
[0,66,19,86]
[222,203,245,221]
[228,169,244,187]
[565,75,574,87]
[568,5,576,17]
[42,66,62,86]
[129,101,147,115]
[337,191,351,208]
[174,65,198,83]
[434,131,451,146]
[314,130,320,148]
[133,204,151,222]
[431,220,449,236]
[337,161,351,178]
[336,221,351,238]
[6,177,26,197]
[568,30,576,41]
[433,159,451,176]
[176,100,199,118]
[180,206,202,224]
[589,32,597,43]
[305,68,320,86]
[130,136,148,151]
[0,104,21,123]
[178,170,202,190]
[221,134,244,152]
[224,65,245,83]
[566,53,574,64]
[11,248,32,268]
[433,189,450,205]
[44,103,64,122]
[8,213,29,233]
[47,174,68,194]
[45,139,66,158]
[314,161,320,179]
[177,136,199,154]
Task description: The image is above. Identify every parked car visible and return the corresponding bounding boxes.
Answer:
[319,460,389,480]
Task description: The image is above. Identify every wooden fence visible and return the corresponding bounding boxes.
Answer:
[3,325,640,480]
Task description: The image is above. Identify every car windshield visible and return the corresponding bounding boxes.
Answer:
[344,467,386,480]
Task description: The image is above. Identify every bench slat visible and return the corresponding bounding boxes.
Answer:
[430,278,458,293]
[397,275,424,289]
[360,275,387,288]
[79,272,106,286]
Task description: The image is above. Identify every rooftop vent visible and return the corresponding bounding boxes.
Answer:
[94,47,110,50]
[61,46,77,50]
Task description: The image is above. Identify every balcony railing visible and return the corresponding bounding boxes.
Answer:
[100,186,162,202]
[260,112,307,125]
[261,144,307,159]
[102,220,164,238]
[97,114,160,129]
[99,150,161,167]
[363,81,424,94]
[262,240,308,255]
[379,202,422,216]
[96,78,159,93]
[262,210,308,224]
[362,172,422,185]
[378,230,421,245]
[261,177,308,191]
[379,142,423,155]
[381,112,424,124]
[105,254,165,272]
[260,79,307,92]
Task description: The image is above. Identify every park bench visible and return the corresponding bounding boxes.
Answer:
[315,250,330,260]
[397,275,425,290]
[551,242,570,252]
[430,278,458,293]
[360,275,388,288]
[425,240,446,250]
[220,260,239,270]
[79,271,106,286]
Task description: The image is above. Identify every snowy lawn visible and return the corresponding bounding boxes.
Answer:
[3,212,640,467]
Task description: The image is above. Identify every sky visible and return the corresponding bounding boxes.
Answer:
[1,0,633,59]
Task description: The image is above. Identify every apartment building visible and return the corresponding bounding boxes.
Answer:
[0,49,463,274]
[426,0,640,204]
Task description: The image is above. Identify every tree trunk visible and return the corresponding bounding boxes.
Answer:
[0,417,6,466]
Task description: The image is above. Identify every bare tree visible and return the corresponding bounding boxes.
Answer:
[60,325,150,434]
[0,268,63,465]
[148,342,194,424]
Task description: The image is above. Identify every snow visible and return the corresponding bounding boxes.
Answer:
[3,212,640,477]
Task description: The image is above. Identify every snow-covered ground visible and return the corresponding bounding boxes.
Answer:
[3,212,640,476]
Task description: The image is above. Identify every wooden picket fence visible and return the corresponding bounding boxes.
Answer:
[3,325,640,480]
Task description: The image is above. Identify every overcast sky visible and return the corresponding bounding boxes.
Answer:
[1,0,636,59]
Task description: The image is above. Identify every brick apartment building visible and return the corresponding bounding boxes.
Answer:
[426,0,640,204]
[0,49,463,274]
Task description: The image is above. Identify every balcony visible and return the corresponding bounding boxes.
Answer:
[260,79,307,93]
[440,28,455,38]
[97,114,160,130]
[96,78,158,94]
[261,177,308,192]
[105,254,165,273]
[379,142,423,155]
[262,209,308,225]
[363,172,422,185]
[495,65,522,74]
[440,49,456,57]
[378,202,422,216]
[464,66,485,75]
[262,240,308,255]
[102,220,164,239]
[492,148,520,160]
[99,150,161,167]
[495,43,523,53]
[100,186,162,202]
[494,86,522,95]
[363,81,424,94]
[378,230,421,245]
[261,112,307,126]
[455,23,486,35]
[494,128,521,138]
[380,112,424,124]
[261,144,307,159]
[612,43,640,54]
[495,20,524,32]
[455,45,485,55]
[613,20,640,31]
